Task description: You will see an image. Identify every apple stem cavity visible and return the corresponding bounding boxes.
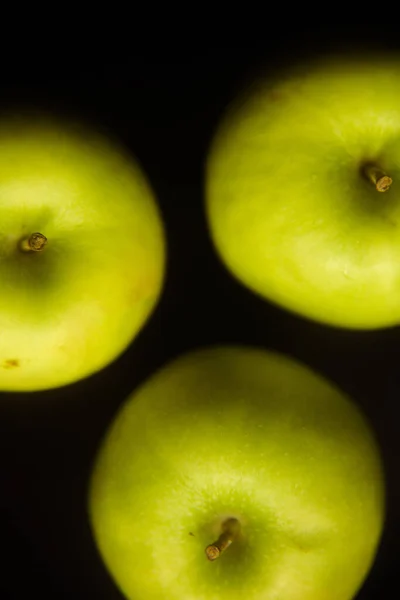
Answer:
[205,518,241,561]
[20,233,48,253]
[363,163,393,192]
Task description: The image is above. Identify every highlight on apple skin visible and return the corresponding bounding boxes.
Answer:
[88,345,385,600]
[206,52,400,329]
[0,115,166,392]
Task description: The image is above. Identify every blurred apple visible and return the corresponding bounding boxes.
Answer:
[0,115,165,391]
[206,53,400,329]
[89,345,385,600]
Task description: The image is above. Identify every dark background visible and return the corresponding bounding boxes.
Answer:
[0,29,399,599]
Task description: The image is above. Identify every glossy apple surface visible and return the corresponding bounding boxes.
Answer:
[89,346,385,600]
[0,117,165,391]
[206,54,400,328]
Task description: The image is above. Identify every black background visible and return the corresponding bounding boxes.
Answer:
[1,29,399,599]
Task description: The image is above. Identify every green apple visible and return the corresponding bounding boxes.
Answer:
[89,345,385,600]
[0,116,165,391]
[206,53,400,329]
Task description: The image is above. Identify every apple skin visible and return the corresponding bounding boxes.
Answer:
[89,346,385,600]
[206,54,400,329]
[0,116,165,391]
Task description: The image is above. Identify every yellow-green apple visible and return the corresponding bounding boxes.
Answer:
[89,345,385,600]
[0,116,165,391]
[206,53,400,329]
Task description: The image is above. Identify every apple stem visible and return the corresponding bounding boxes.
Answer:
[205,518,241,561]
[363,164,393,192]
[20,233,48,252]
